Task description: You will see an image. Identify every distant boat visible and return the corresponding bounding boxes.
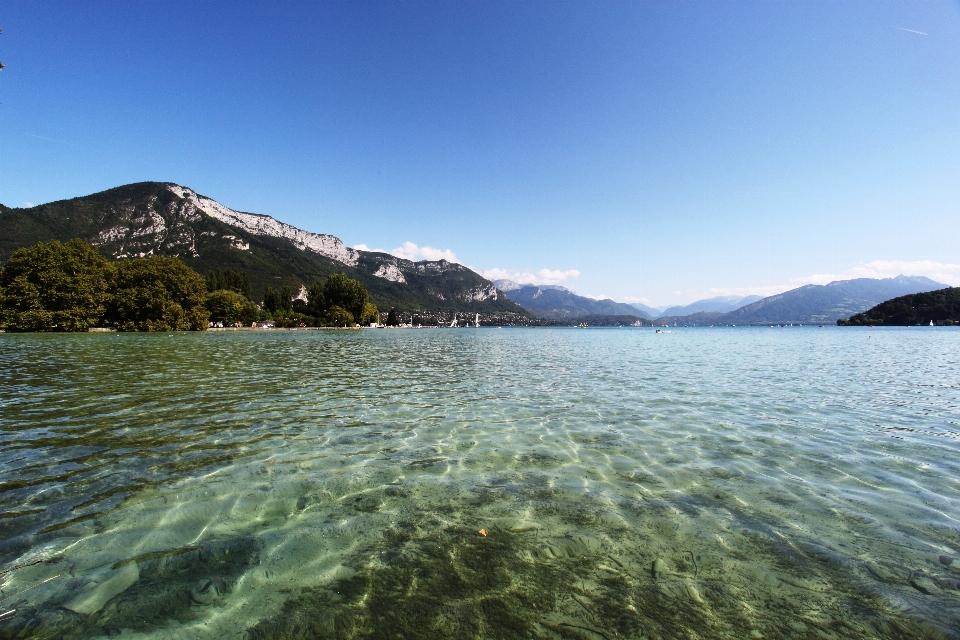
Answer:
[931,320,935,326]
[450,314,457,328]
[475,313,480,328]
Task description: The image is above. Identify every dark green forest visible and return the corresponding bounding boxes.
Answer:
[839,287,960,326]
[0,239,209,331]
[0,239,378,331]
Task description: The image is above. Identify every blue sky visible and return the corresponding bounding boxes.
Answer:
[2,1,959,306]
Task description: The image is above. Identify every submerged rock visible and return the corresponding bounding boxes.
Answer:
[188,579,221,605]
[63,564,140,615]
[652,558,669,578]
[534,535,603,560]
[864,560,897,582]
[909,574,939,595]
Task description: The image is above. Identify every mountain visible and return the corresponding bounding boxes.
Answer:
[723,276,944,325]
[655,312,725,326]
[492,280,571,294]
[499,284,652,320]
[628,302,664,318]
[658,276,945,325]
[839,287,960,326]
[658,295,762,318]
[0,182,528,316]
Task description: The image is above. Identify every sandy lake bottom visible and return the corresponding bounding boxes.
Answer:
[1,327,958,639]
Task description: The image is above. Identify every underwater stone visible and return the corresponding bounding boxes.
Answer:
[682,581,705,603]
[652,558,668,578]
[189,579,220,605]
[28,486,66,504]
[939,555,953,566]
[63,563,140,615]
[864,560,896,582]
[534,535,603,560]
[909,574,938,595]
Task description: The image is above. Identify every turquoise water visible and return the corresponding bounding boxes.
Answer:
[1,327,958,639]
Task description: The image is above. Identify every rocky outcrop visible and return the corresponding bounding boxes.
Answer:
[167,185,359,266]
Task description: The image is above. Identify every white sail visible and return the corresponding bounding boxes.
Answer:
[475,313,480,328]
[450,314,457,328]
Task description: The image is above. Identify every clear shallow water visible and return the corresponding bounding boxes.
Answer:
[1,327,959,639]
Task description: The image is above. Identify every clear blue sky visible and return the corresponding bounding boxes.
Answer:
[2,1,959,306]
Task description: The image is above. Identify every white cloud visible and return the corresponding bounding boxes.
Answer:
[475,267,580,286]
[670,260,960,304]
[622,296,653,304]
[353,243,390,253]
[391,241,459,263]
[22,202,34,208]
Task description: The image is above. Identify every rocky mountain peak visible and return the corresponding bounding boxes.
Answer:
[166,184,359,267]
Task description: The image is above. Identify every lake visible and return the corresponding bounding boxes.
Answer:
[1,327,958,639]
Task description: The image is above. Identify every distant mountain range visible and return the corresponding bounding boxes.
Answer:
[494,281,652,321]
[648,295,763,318]
[657,276,945,325]
[627,301,664,318]
[0,182,528,316]
[494,276,945,326]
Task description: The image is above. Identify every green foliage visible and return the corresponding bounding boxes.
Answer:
[263,285,293,314]
[306,273,371,326]
[839,287,960,326]
[321,273,368,320]
[110,256,209,331]
[0,239,113,331]
[324,305,355,327]
[204,268,251,299]
[359,301,379,325]
[205,289,258,325]
[306,279,325,317]
[386,308,399,326]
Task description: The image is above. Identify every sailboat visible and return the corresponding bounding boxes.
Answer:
[475,313,480,328]
[449,314,457,328]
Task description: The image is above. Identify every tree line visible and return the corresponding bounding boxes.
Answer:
[0,239,377,331]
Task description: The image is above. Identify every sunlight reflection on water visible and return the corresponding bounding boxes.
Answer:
[1,327,959,639]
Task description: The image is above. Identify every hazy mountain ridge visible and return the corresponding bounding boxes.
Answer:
[0,182,527,315]
[658,295,763,318]
[658,276,945,325]
[628,302,665,318]
[499,284,651,321]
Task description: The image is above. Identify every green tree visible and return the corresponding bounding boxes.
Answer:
[205,289,258,325]
[386,308,399,326]
[109,256,209,331]
[0,239,113,331]
[204,268,251,299]
[263,285,293,315]
[359,301,379,325]
[321,273,367,320]
[306,279,326,318]
[324,305,354,327]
